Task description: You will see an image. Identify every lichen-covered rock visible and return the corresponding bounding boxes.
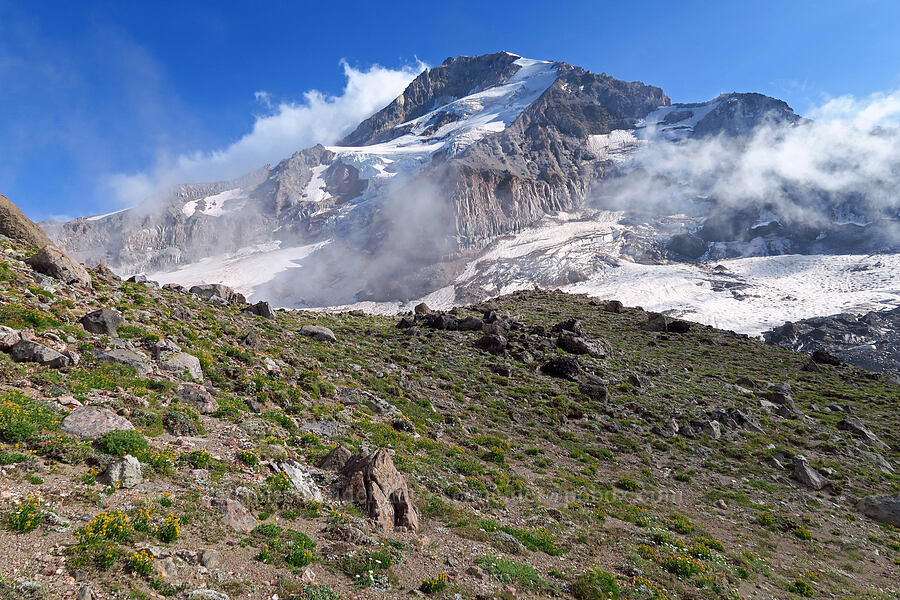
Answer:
[338,448,419,531]
[277,461,324,502]
[298,325,336,342]
[98,455,142,488]
[60,406,134,440]
[211,498,256,533]
[159,352,203,381]
[26,245,92,288]
[95,349,151,378]
[791,454,828,490]
[177,383,218,414]
[9,339,70,368]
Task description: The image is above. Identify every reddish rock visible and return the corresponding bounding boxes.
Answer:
[338,448,419,531]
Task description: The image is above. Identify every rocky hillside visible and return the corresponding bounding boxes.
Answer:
[764,307,900,378]
[1,197,898,600]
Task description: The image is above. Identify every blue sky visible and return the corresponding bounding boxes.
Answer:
[2,0,900,221]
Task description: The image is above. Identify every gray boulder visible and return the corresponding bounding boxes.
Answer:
[9,339,70,368]
[791,454,828,490]
[159,352,203,381]
[837,416,888,450]
[242,301,275,319]
[60,406,134,440]
[95,349,151,377]
[98,455,142,488]
[557,333,610,358]
[320,445,352,471]
[475,334,507,355]
[26,245,92,288]
[277,461,324,502]
[298,325,336,342]
[79,309,123,337]
[189,284,246,305]
[177,383,218,414]
[856,494,900,527]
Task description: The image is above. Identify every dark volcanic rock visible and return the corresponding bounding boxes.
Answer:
[540,356,582,380]
[763,307,900,376]
[475,334,507,355]
[578,376,608,401]
[856,494,900,527]
[79,309,124,336]
[190,283,246,305]
[242,301,275,319]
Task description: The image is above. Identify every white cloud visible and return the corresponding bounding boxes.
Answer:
[809,88,900,129]
[107,60,425,206]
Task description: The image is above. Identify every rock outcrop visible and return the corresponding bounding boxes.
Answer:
[26,245,92,288]
[337,448,419,531]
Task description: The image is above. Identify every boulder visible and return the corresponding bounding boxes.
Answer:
[98,455,142,488]
[0,193,54,247]
[413,302,430,315]
[159,352,203,381]
[25,245,92,288]
[551,318,583,336]
[557,333,610,358]
[79,309,123,337]
[212,498,256,533]
[791,455,828,490]
[242,301,275,319]
[338,448,419,531]
[812,348,842,366]
[94,349,151,378]
[161,282,184,292]
[603,300,624,313]
[642,313,668,332]
[319,445,352,471]
[395,316,416,329]
[298,325,337,342]
[60,406,134,440]
[239,332,260,348]
[837,416,888,450]
[189,283,246,305]
[475,334,507,355]
[667,320,692,334]
[701,420,722,439]
[177,383,218,414]
[540,356,582,380]
[9,339,70,368]
[578,376,608,402]
[856,494,900,527]
[456,315,484,331]
[277,461,324,502]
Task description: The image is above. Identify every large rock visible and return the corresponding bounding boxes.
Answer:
[337,448,419,531]
[856,494,900,527]
[95,349,151,377]
[60,406,134,440]
[277,461,324,502]
[0,193,54,247]
[578,376,608,402]
[837,416,888,450]
[298,325,337,342]
[177,383,218,414]
[79,309,124,337]
[241,301,275,319]
[189,284,246,305]
[319,445,352,471]
[556,333,610,358]
[25,245,92,288]
[540,356,582,380]
[791,454,828,490]
[212,498,256,532]
[159,352,204,381]
[642,313,668,332]
[9,339,70,368]
[98,455,142,488]
[475,334,507,355]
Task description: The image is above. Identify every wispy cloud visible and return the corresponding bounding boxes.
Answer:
[107,60,425,207]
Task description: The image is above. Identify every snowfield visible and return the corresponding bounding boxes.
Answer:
[152,209,898,337]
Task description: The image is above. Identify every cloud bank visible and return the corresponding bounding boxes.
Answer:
[592,88,900,245]
[107,60,425,207]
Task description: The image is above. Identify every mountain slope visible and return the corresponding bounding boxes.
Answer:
[0,223,897,600]
[44,52,898,326]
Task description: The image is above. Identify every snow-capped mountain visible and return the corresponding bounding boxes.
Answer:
[45,52,900,332]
